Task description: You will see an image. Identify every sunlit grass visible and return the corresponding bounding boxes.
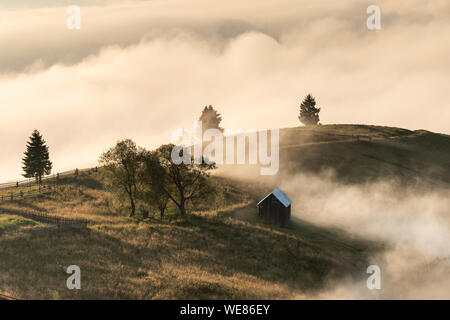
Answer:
[0,171,380,299]
[0,215,42,235]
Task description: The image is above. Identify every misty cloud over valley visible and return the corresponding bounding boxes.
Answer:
[1,0,449,181]
[0,0,449,301]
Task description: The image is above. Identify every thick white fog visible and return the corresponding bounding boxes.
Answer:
[282,173,450,299]
[1,0,449,181]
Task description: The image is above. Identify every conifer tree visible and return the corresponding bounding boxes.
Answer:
[22,130,52,184]
[299,94,321,126]
[199,105,224,133]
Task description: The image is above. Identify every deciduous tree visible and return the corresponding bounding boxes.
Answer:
[99,139,142,217]
[154,144,216,216]
[139,151,170,219]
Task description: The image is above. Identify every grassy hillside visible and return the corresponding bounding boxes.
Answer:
[0,171,380,299]
[0,215,43,236]
[279,125,450,186]
[1,124,448,299]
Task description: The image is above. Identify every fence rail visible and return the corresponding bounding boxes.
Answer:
[0,167,99,203]
[0,210,89,238]
[0,169,74,189]
[18,211,88,228]
[0,168,92,300]
[1,187,50,202]
[0,167,98,190]
[1,166,92,232]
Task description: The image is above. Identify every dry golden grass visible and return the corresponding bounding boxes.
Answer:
[0,215,45,236]
[0,171,381,300]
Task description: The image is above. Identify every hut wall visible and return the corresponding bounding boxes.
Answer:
[258,194,291,226]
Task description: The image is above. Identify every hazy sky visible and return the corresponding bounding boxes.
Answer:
[0,0,449,180]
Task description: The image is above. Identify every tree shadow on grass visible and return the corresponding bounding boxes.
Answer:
[154,212,385,295]
[56,175,104,191]
[0,228,160,299]
[3,200,49,213]
[0,211,385,299]
[0,206,45,217]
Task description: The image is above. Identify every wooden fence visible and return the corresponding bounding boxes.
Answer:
[0,167,98,203]
[0,169,77,190]
[0,211,88,238]
[0,169,94,301]
[18,211,88,229]
[1,187,50,202]
[0,168,91,233]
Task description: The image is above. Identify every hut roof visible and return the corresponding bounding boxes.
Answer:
[257,188,292,208]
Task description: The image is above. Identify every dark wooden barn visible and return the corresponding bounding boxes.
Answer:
[257,188,292,226]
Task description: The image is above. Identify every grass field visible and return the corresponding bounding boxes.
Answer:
[0,215,43,236]
[0,124,448,299]
[0,171,381,299]
[279,125,450,186]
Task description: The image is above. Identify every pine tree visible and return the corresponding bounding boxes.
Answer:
[299,94,321,126]
[22,130,52,184]
[199,105,224,133]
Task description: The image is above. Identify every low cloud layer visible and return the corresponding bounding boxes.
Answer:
[1,0,449,180]
[280,173,450,299]
[217,165,450,298]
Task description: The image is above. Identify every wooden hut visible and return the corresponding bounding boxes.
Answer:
[257,188,292,226]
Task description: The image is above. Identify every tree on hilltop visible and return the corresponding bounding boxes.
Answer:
[199,105,224,133]
[22,129,52,185]
[299,94,321,126]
